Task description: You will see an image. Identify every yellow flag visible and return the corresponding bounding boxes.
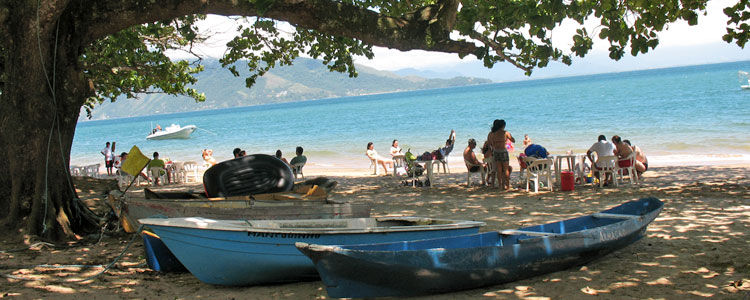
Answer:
[121,145,150,176]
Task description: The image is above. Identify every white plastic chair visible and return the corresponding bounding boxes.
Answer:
[464,158,485,186]
[433,156,450,174]
[183,161,199,183]
[70,165,83,177]
[616,152,638,185]
[523,157,553,193]
[367,154,378,175]
[85,164,101,178]
[149,166,166,185]
[171,161,185,184]
[592,154,618,187]
[483,157,497,187]
[292,162,305,181]
[392,155,407,177]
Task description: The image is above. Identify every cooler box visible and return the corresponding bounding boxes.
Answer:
[561,171,575,191]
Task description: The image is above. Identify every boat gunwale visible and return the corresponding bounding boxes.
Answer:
[298,200,661,253]
[139,217,486,234]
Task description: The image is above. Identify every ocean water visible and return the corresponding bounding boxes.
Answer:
[72,61,750,169]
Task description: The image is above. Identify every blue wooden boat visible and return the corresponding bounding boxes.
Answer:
[139,216,485,286]
[141,230,186,272]
[296,197,663,298]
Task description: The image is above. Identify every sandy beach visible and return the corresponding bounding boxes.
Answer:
[1,162,749,299]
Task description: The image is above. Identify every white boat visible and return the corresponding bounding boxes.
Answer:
[146,124,197,140]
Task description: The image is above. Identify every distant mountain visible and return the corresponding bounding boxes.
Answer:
[82,57,492,120]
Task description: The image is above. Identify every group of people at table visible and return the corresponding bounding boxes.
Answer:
[463,119,648,190]
[365,119,648,190]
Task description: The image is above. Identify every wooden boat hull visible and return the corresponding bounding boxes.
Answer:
[108,186,370,233]
[296,197,663,298]
[140,217,485,286]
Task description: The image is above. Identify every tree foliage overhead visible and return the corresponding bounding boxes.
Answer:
[2,0,749,107]
[0,0,748,241]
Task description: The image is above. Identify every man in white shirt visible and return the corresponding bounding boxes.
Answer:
[586,135,615,185]
[101,142,113,176]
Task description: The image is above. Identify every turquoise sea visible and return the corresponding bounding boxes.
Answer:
[72,61,750,169]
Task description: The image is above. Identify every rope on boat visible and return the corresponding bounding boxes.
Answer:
[0,225,144,283]
[197,127,218,135]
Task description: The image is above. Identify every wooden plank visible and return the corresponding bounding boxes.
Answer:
[592,213,639,219]
[499,230,561,237]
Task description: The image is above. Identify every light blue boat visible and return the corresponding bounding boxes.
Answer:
[139,216,485,286]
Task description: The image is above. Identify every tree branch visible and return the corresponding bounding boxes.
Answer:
[84,0,477,57]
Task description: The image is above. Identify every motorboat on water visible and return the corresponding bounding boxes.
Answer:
[146,124,197,140]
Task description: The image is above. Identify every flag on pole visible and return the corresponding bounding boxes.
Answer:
[122,145,150,176]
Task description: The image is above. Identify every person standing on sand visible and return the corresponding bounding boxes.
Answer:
[487,119,515,190]
[101,141,113,176]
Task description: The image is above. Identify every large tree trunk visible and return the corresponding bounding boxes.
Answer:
[0,4,100,241]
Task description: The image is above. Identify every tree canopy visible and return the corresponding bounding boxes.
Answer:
[6,0,748,114]
[0,0,748,241]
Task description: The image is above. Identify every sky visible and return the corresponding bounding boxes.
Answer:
[179,0,749,81]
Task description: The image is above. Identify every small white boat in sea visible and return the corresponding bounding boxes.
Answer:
[739,71,750,90]
[146,124,197,140]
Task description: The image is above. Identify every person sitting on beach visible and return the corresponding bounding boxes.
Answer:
[289,146,307,176]
[148,152,169,185]
[366,142,393,175]
[587,135,616,185]
[612,135,634,169]
[487,120,515,190]
[463,139,486,178]
[522,143,549,177]
[523,134,532,147]
[440,129,456,157]
[390,139,402,157]
[118,152,151,182]
[275,149,291,166]
[202,149,217,166]
[624,140,648,179]
[233,148,243,158]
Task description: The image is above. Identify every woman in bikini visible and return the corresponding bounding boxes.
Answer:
[487,119,515,190]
